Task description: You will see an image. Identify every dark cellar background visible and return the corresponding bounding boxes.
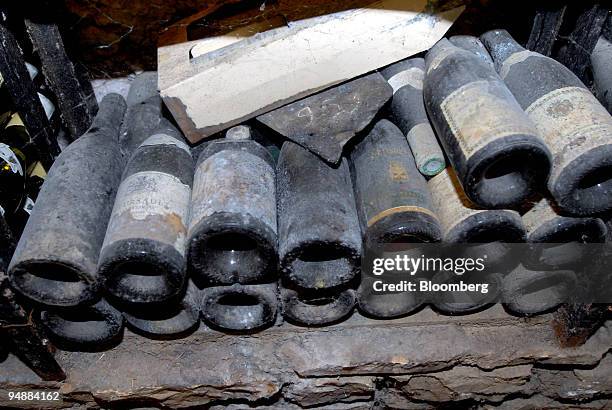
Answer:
[1,0,606,79]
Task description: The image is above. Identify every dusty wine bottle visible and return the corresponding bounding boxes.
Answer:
[40,299,124,350]
[119,72,162,156]
[449,35,494,68]
[431,269,502,315]
[0,114,28,216]
[121,280,200,338]
[350,119,442,247]
[187,125,277,285]
[200,283,278,331]
[357,275,422,319]
[9,93,126,307]
[281,286,355,326]
[502,264,576,316]
[277,141,361,291]
[429,168,526,243]
[0,110,51,222]
[591,36,612,113]
[522,197,607,269]
[428,168,525,271]
[481,29,612,215]
[424,38,551,209]
[351,120,440,316]
[524,198,607,243]
[98,123,193,304]
[381,58,445,176]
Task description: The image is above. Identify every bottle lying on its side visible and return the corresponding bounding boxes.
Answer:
[9,94,127,307]
[482,29,612,216]
[424,38,552,209]
[98,120,193,305]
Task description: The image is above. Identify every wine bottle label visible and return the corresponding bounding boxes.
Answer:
[189,150,276,234]
[103,171,191,255]
[367,205,438,228]
[387,67,424,94]
[522,198,557,234]
[441,80,538,158]
[525,86,612,183]
[0,142,23,175]
[499,50,538,79]
[140,133,190,153]
[428,168,485,238]
[363,157,437,227]
[406,123,443,169]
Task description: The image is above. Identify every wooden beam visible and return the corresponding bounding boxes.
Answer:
[0,23,59,166]
[555,4,609,83]
[0,277,66,381]
[526,3,567,56]
[25,19,98,140]
[0,214,65,381]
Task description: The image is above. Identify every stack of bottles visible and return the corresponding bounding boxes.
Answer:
[5,29,612,350]
[0,61,57,237]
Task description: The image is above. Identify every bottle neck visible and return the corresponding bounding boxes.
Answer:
[86,93,127,138]
[425,38,460,72]
[480,30,526,67]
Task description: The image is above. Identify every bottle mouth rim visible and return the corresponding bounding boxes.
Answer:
[201,285,278,331]
[282,287,355,326]
[9,260,97,307]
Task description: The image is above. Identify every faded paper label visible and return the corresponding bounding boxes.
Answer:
[140,133,191,153]
[500,50,538,79]
[367,205,438,228]
[441,80,537,159]
[104,171,191,255]
[189,150,276,234]
[428,168,485,239]
[387,67,424,93]
[526,86,612,183]
[522,198,558,234]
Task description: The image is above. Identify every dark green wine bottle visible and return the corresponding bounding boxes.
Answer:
[0,113,29,215]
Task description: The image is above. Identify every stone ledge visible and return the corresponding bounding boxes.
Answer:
[1,305,610,408]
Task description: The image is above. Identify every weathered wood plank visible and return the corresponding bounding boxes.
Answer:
[526,3,567,56]
[1,214,65,382]
[0,274,66,382]
[159,0,465,143]
[555,4,609,83]
[0,23,59,166]
[25,19,98,140]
